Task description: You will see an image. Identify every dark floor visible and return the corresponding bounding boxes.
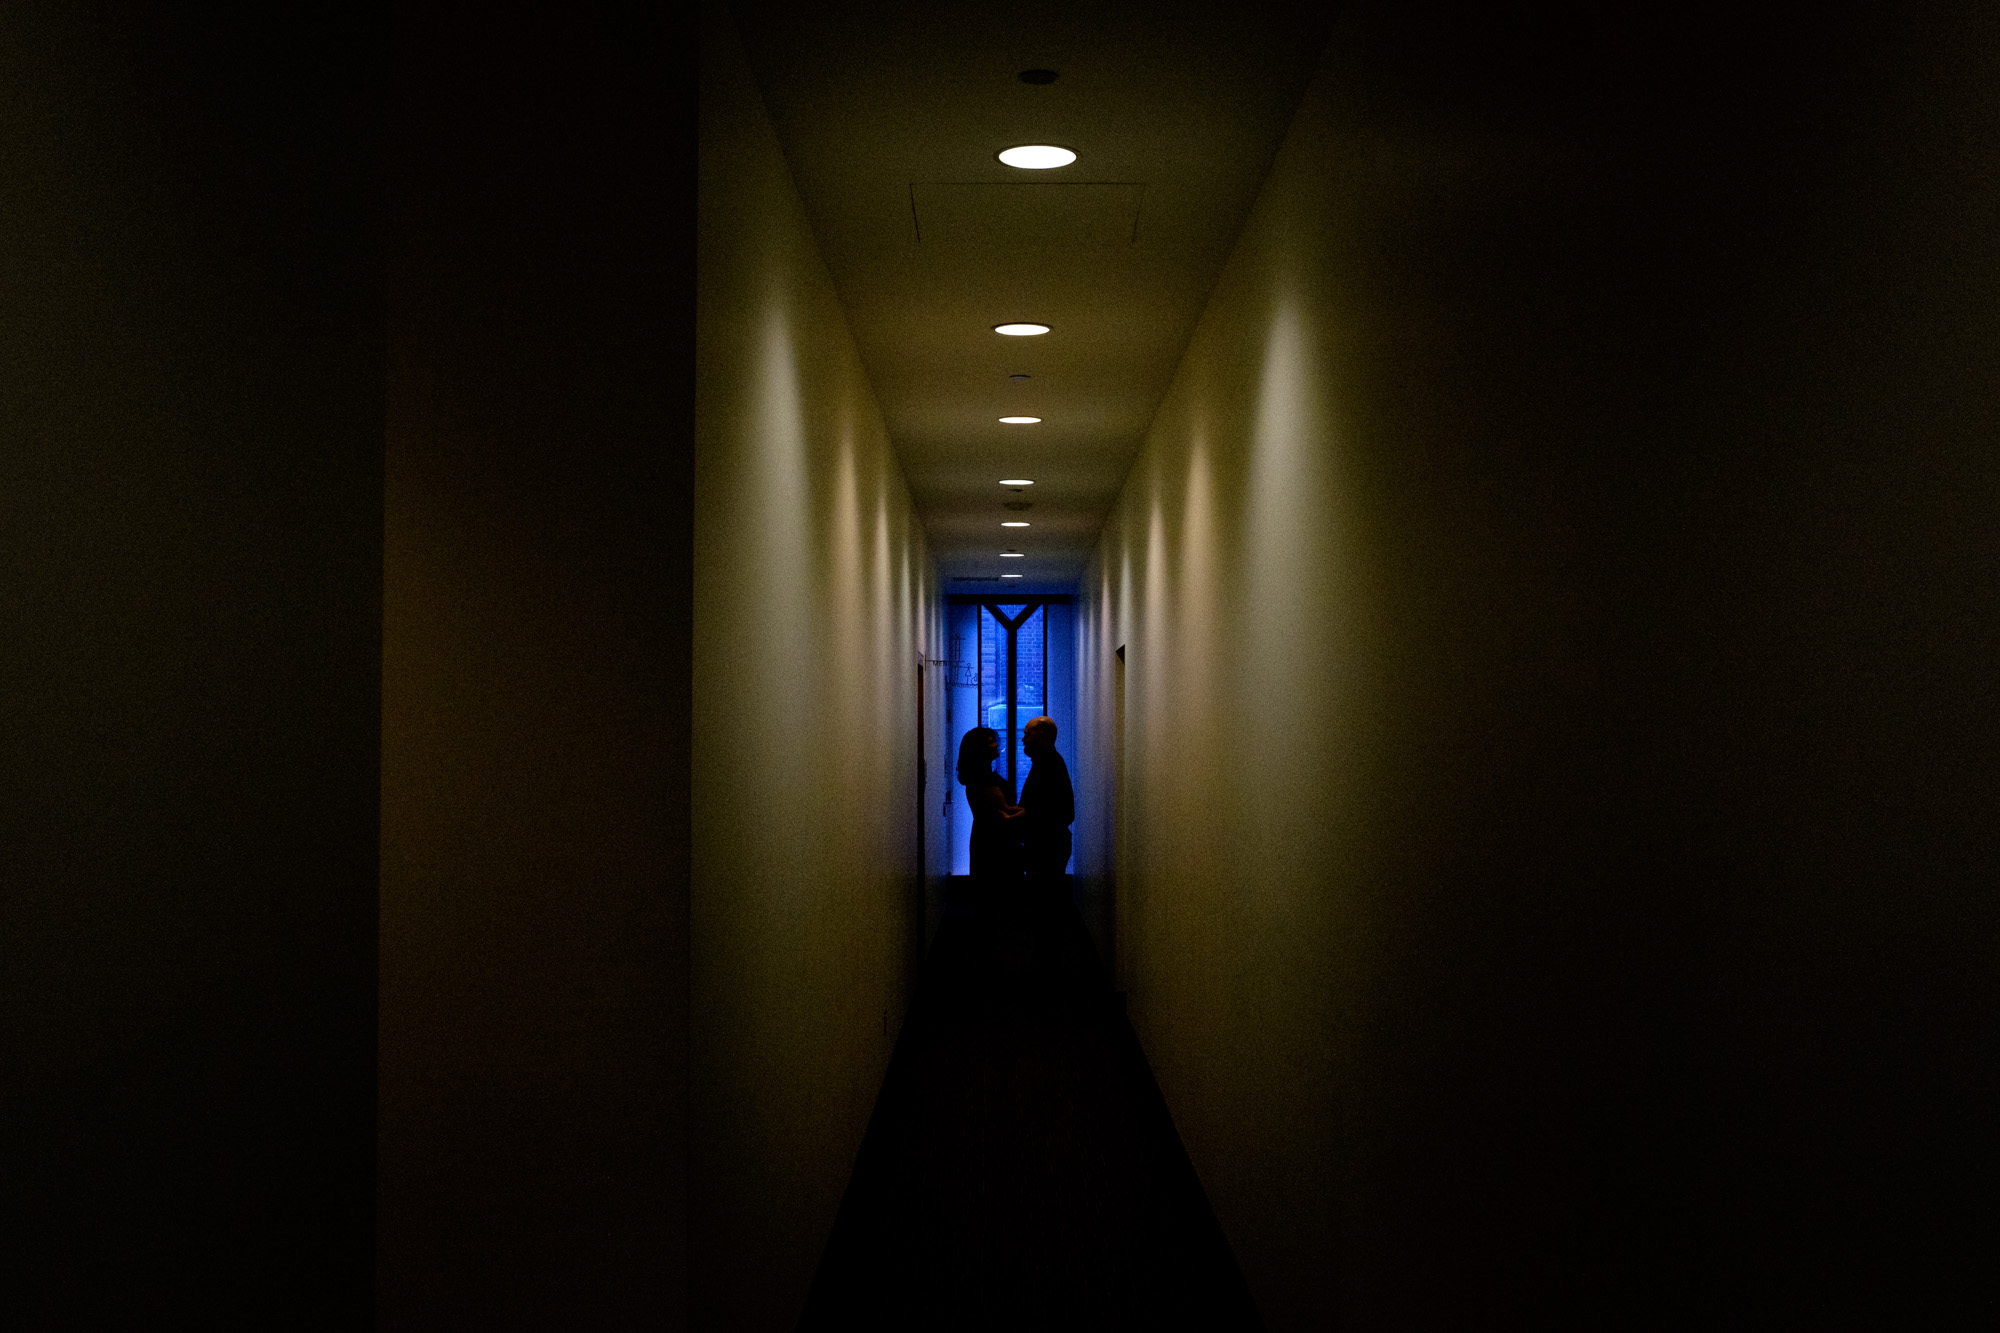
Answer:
[799,879,1263,1331]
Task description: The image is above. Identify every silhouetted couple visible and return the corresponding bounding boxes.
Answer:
[947,719,1102,1016]
[955,716,1073,912]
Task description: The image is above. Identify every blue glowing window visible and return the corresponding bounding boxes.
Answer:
[944,595,1072,877]
[978,603,1046,792]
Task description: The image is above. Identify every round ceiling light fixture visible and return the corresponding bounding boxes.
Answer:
[1001,573,1024,578]
[999,551,1025,558]
[997,144,1076,170]
[999,478,1034,486]
[993,322,1050,336]
[998,416,1041,424]
[1002,521,1030,527]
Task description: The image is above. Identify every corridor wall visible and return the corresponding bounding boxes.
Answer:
[380,7,691,1327]
[695,7,946,1329]
[1076,3,2000,1326]
[3,8,379,1322]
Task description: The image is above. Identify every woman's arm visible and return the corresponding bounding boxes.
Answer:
[967,779,1024,820]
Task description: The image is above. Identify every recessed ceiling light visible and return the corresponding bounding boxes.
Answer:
[999,551,1025,558]
[997,144,1076,170]
[1002,521,1030,527]
[1001,573,1024,578]
[999,478,1034,486]
[1009,373,1030,383]
[993,323,1050,336]
[998,416,1041,425]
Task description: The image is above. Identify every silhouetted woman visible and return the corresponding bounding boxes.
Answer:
[956,726,1024,904]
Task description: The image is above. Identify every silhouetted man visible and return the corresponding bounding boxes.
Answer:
[1017,716,1074,885]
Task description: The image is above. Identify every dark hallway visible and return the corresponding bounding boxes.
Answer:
[802,887,1260,1330]
[8,1,2000,1329]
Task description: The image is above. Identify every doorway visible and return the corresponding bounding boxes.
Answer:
[1111,643,1126,988]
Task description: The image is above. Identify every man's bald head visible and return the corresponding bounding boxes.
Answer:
[1024,716,1057,753]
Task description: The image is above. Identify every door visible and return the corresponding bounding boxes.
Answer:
[1112,643,1126,992]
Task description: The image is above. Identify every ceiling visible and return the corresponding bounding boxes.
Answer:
[730,0,1338,590]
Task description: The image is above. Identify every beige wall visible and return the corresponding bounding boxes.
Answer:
[694,8,944,1328]
[1074,32,1364,1328]
[1080,4,2000,1326]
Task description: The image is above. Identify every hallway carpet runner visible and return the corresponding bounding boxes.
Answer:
[799,882,1264,1330]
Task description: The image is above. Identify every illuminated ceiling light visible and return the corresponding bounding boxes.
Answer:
[1002,521,1030,527]
[1001,573,1024,578]
[998,416,1041,424]
[997,144,1076,170]
[999,551,1025,558]
[993,322,1050,336]
[999,478,1034,486]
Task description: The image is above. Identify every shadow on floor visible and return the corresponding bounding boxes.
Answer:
[800,878,1263,1331]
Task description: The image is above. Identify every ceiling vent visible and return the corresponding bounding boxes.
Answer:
[910,181,1144,247]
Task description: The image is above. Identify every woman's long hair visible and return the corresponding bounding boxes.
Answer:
[956,727,999,787]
